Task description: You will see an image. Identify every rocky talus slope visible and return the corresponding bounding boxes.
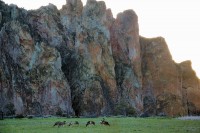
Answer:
[0,0,199,117]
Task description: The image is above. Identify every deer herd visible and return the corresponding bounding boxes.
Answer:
[53,118,110,127]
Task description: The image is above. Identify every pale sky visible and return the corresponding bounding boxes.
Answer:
[3,0,200,78]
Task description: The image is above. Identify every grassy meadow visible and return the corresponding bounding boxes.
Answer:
[0,117,200,133]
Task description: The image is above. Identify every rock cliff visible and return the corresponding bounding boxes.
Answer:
[178,61,200,115]
[140,37,200,116]
[140,37,185,116]
[110,10,143,114]
[0,0,199,117]
[0,1,73,116]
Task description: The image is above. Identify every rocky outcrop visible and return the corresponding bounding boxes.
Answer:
[0,1,73,116]
[59,0,118,116]
[110,10,143,113]
[140,37,200,116]
[0,0,200,117]
[140,37,186,116]
[179,61,200,115]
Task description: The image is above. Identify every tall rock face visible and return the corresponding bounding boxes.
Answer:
[140,37,186,116]
[179,61,200,115]
[140,37,200,116]
[0,1,73,115]
[60,0,118,116]
[110,10,143,113]
[0,0,200,117]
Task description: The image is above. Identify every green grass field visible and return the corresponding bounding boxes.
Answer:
[0,117,200,133]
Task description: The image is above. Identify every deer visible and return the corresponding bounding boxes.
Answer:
[53,121,66,127]
[86,121,95,127]
[68,122,73,126]
[74,121,79,125]
[100,118,110,126]
[68,121,79,126]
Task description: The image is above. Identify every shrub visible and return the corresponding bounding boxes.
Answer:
[15,114,25,119]
[56,107,63,116]
[5,103,15,116]
[113,102,136,116]
[126,106,136,116]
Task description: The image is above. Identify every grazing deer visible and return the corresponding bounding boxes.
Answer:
[53,121,66,127]
[74,121,79,125]
[100,118,110,126]
[68,121,79,126]
[68,122,73,126]
[86,121,95,127]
